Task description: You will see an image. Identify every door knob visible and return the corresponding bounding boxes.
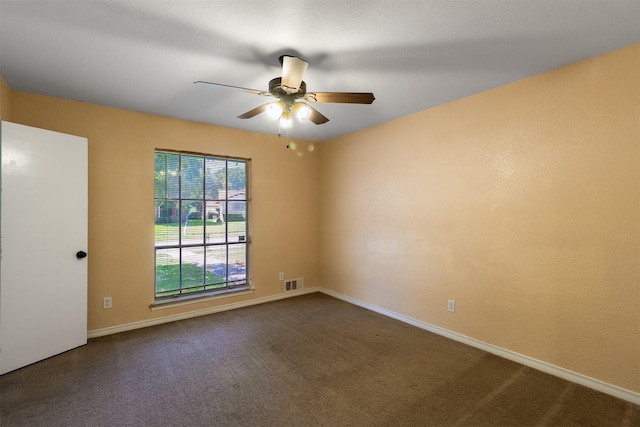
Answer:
[76,251,87,259]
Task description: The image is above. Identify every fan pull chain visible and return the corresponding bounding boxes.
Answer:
[277,119,293,149]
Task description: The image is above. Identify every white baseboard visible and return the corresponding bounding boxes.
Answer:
[318,288,640,406]
[87,286,639,405]
[87,287,319,339]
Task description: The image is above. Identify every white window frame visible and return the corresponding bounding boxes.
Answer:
[153,150,250,303]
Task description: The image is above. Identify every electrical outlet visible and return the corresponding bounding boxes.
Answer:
[103,296,112,309]
[279,272,284,281]
[448,299,455,313]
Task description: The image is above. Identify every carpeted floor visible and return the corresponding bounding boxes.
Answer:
[1,292,638,426]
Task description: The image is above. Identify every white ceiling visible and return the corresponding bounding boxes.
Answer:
[1,1,639,141]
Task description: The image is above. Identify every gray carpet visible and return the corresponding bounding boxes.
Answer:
[1,293,638,426]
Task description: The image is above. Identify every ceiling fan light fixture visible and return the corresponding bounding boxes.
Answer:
[293,102,312,121]
[266,102,284,119]
[279,111,293,129]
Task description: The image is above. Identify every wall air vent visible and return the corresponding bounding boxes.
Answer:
[284,277,304,292]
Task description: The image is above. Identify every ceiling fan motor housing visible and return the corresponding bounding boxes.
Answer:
[269,78,307,99]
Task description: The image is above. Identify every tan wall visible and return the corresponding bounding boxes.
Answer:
[8,92,320,331]
[0,75,11,121]
[319,44,640,392]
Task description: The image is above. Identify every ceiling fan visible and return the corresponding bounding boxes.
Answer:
[194,55,375,129]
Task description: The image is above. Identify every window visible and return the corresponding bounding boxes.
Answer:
[154,151,248,300]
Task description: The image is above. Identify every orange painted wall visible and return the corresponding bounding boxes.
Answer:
[319,44,640,392]
[6,92,320,331]
[0,75,11,120]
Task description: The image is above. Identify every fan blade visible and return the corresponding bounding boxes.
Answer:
[194,81,271,96]
[237,103,270,119]
[306,92,375,104]
[281,56,308,94]
[306,105,329,125]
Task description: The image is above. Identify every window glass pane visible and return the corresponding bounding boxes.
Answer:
[228,201,246,242]
[205,245,227,287]
[181,155,203,199]
[206,158,226,200]
[166,153,180,199]
[181,201,203,245]
[155,248,180,296]
[154,152,166,198]
[228,244,247,284]
[181,246,205,290]
[205,200,223,223]
[207,224,226,244]
[155,200,180,246]
[228,161,246,194]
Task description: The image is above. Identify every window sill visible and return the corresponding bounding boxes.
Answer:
[149,286,254,311]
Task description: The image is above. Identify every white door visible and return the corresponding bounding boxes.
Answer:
[0,121,87,374]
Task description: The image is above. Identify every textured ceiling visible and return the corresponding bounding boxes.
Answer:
[1,1,639,141]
